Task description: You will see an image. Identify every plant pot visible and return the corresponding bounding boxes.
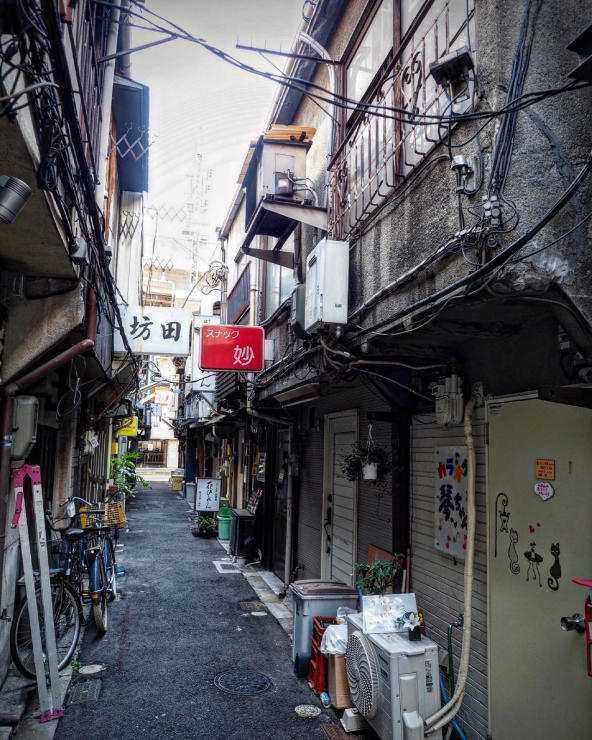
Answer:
[362,463,378,480]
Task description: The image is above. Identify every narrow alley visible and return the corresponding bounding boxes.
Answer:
[54,483,331,740]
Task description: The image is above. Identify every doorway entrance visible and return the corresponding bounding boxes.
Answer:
[488,398,592,739]
[322,410,358,585]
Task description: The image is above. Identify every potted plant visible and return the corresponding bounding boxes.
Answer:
[354,556,405,595]
[341,440,390,483]
[192,515,218,538]
[110,451,151,492]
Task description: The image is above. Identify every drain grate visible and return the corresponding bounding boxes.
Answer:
[239,600,266,612]
[214,669,271,695]
[66,680,102,705]
[321,723,365,739]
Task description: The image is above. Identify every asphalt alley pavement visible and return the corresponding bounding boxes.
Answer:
[54,483,333,739]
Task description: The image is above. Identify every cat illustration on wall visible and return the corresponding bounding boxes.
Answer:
[508,528,520,574]
[547,543,561,591]
[524,542,543,587]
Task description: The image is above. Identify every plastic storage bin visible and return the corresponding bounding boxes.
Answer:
[289,580,359,677]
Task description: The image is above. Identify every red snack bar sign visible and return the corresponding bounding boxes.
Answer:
[200,325,264,372]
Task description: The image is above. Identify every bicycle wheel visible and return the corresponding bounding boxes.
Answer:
[10,579,82,680]
[104,536,117,602]
[92,554,108,634]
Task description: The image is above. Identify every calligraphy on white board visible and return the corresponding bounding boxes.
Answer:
[195,478,221,511]
[434,446,468,560]
[114,306,191,356]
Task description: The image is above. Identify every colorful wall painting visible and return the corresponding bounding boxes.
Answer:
[435,446,468,560]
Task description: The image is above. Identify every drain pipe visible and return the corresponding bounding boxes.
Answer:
[425,383,483,735]
[0,289,97,600]
[94,0,122,209]
[298,32,337,208]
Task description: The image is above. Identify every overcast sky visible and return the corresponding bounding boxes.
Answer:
[132,1,304,268]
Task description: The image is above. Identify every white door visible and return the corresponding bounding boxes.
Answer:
[323,411,358,585]
[488,399,592,739]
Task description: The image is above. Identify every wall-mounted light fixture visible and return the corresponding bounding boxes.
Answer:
[0,176,32,224]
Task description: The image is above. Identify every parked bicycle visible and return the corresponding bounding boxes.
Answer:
[10,491,124,678]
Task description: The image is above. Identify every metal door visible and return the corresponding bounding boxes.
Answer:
[323,411,358,585]
[488,398,592,739]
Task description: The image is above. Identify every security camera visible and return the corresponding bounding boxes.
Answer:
[104,242,113,263]
[0,176,32,224]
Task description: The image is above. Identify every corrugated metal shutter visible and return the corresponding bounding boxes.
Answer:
[410,410,488,740]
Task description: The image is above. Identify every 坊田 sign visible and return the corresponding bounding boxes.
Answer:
[114,306,190,356]
[199,325,264,372]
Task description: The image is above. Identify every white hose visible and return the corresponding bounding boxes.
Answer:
[425,393,478,733]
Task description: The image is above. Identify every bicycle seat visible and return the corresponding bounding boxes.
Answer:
[63,528,85,542]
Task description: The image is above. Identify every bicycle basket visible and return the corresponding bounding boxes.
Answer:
[80,502,125,529]
[31,538,67,572]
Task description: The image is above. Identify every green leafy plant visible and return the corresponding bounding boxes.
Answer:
[110,451,151,490]
[196,516,217,533]
[354,556,405,595]
[341,441,390,483]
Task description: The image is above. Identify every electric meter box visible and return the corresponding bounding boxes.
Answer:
[304,239,349,332]
[11,395,39,461]
[290,283,307,338]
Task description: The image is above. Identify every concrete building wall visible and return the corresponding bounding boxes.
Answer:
[2,287,85,383]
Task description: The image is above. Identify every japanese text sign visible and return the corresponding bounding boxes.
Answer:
[435,446,468,560]
[114,305,190,356]
[535,458,555,480]
[195,478,221,511]
[199,325,264,372]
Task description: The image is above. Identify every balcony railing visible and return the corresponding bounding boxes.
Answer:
[227,263,250,324]
[65,0,109,180]
[328,0,475,239]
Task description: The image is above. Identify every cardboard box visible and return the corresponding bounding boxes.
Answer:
[328,654,353,709]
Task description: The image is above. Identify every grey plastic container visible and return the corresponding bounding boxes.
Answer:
[289,579,359,677]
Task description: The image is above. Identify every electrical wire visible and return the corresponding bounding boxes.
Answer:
[349,149,592,340]
[510,210,592,262]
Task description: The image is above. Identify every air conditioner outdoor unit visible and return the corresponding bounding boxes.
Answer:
[346,612,442,740]
[304,238,349,332]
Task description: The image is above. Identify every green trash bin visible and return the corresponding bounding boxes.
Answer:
[217,507,232,540]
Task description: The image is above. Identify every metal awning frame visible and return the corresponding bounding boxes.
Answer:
[240,198,327,268]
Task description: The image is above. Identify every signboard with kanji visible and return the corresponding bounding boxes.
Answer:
[535,458,555,480]
[199,325,264,372]
[114,306,191,356]
[117,416,138,437]
[435,446,468,560]
[195,478,221,511]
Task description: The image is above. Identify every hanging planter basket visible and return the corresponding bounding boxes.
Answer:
[362,462,378,481]
[341,426,390,485]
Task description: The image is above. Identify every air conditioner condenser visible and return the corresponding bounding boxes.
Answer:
[346,612,442,740]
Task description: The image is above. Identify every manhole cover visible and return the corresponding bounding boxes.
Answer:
[239,600,265,611]
[214,669,271,695]
[66,680,101,705]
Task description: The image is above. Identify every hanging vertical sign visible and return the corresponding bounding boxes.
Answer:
[435,446,468,560]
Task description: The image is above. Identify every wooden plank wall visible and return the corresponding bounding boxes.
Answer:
[410,409,489,739]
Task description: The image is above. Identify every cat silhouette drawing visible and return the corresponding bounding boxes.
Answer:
[547,543,561,591]
[508,528,520,574]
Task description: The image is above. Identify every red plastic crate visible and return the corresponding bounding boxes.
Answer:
[307,616,337,694]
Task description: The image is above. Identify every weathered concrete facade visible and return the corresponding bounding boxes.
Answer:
[216,1,592,737]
